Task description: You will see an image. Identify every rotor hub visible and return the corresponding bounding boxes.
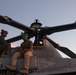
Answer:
[30,19,42,29]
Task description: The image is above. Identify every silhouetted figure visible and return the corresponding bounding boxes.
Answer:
[0,29,9,57]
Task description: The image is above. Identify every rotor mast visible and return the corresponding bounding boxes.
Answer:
[31,19,43,46]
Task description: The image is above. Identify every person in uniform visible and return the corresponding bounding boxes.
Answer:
[7,32,34,74]
[0,29,9,57]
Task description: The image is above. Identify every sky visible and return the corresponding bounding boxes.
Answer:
[0,0,76,58]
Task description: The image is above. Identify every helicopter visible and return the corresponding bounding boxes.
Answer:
[0,15,76,75]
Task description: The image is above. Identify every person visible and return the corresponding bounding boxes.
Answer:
[7,32,34,74]
[0,29,9,57]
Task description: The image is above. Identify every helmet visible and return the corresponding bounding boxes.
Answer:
[1,29,8,34]
[21,32,28,38]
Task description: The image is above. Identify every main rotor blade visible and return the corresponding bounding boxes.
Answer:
[6,35,22,43]
[46,36,76,58]
[0,15,34,32]
[40,22,76,35]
